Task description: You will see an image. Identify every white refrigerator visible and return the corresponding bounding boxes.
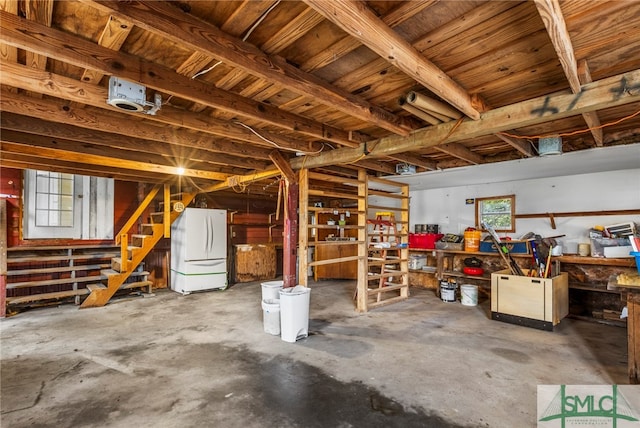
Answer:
[170,208,228,294]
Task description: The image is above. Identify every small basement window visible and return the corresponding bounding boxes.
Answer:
[475,195,515,232]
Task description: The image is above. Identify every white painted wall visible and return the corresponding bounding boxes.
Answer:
[409,169,640,254]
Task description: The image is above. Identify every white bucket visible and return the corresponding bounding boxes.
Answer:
[261,298,281,335]
[460,284,478,306]
[261,280,283,301]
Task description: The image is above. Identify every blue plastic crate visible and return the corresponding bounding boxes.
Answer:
[479,240,529,254]
[632,251,640,273]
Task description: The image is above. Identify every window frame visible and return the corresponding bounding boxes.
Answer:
[475,194,516,233]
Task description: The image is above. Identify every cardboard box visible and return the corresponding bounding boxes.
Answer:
[490,269,568,330]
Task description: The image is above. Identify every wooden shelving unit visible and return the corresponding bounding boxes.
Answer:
[297,169,410,312]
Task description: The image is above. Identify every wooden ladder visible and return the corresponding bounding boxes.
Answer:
[367,212,403,302]
[80,185,197,308]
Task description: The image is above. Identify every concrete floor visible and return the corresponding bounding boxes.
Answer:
[0,281,632,427]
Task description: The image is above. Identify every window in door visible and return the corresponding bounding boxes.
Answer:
[23,170,114,239]
[475,195,516,232]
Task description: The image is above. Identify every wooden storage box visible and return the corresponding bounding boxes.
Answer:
[490,269,568,331]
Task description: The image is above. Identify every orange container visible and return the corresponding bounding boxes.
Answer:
[464,230,482,252]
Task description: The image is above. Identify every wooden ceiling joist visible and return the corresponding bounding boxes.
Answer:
[289,68,640,169]
[304,0,480,121]
[86,0,411,136]
[0,141,230,181]
[0,11,365,148]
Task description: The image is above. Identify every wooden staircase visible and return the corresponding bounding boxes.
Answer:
[80,184,196,308]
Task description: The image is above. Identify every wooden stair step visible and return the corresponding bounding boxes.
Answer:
[8,275,105,289]
[101,269,150,277]
[87,283,107,292]
[7,288,90,305]
[120,280,153,291]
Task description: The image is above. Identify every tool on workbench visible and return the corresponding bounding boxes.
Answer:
[482,222,524,276]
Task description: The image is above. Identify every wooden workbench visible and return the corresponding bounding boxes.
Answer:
[608,276,640,384]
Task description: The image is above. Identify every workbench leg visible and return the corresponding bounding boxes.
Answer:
[628,291,640,384]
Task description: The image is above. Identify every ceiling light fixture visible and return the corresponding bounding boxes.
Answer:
[107,76,161,115]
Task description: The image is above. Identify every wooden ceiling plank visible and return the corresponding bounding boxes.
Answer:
[86,0,411,136]
[0,114,270,171]
[0,60,324,155]
[435,143,485,165]
[24,0,53,98]
[304,0,479,121]
[0,141,229,181]
[81,15,133,84]
[533,0,581,93]
[0,0,18,68]
[289,68,640,169]
[496,134,536,158]
[0,12,363,147]
[300,0,438,73]
[578,59,604,146]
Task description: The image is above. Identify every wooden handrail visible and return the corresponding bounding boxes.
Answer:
[115,184,161,245]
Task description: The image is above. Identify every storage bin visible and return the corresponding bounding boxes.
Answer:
[491,269,568,331]
[479,240,529,254]
[409,233,444,249]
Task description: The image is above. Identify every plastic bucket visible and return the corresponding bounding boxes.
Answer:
[460,284,478,306]
[440,282,456,303]
[261,298,281,336]
[279,286,311,343]
[261,280,283,301]
[464,231,481,252]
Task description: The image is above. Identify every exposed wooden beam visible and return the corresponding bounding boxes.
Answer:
[288,68,640,169]
[534,0,581,93]
[2,61,325,155]
[387,153,438,171]
[496,134,536,158]
[434,143,485,165]
[0,153,176,183]
[0,11,363,147]
[304,0,480,120]
[535,1,604,148]
[86,0,411,136]
[0,141,229,181]
[1,130,252,176]
[578,60,604,146]
[0,115,270,171]
[0,88,277,161]
[269,150,297,184]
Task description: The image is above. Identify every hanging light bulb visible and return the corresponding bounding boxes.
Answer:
[176,166,185,175]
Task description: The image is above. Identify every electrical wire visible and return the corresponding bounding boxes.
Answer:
[235,121,325,155]
[498,108,640,140]
[191,0,282,80]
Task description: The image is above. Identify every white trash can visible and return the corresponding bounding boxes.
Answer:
[261,298,281,335]
[279,285,310,343]
[261,280,283,301]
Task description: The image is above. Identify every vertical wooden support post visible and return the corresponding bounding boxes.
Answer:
[357,169,368,312]
[120,232,128,272]
[164,184,171,238]
[298,169,309,287]
[399,182,410,298]
[0,199,7,318]
[283,176,299,288]
[628,291,640,384]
